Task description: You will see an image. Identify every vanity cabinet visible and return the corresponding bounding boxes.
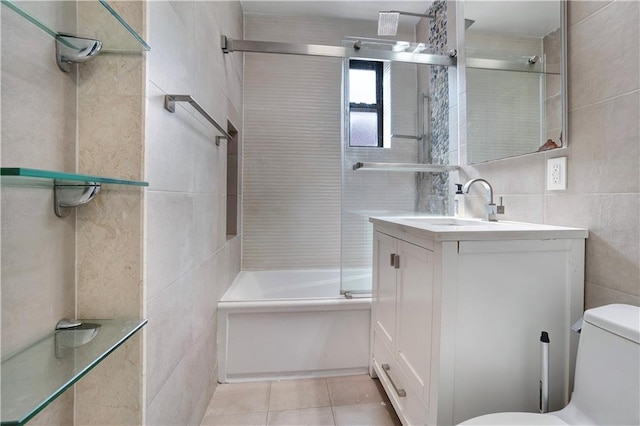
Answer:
[369,218,587,426]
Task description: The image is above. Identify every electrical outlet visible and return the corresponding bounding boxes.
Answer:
[547,157,567,190]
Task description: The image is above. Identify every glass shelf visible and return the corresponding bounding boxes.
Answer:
[1,0,150,53]
[352,162,458,173]
[1,168,149,187]
[1,319,147,426]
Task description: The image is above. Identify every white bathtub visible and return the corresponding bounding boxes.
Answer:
[217,269,372,383]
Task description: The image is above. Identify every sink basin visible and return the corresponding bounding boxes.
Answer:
[397,217,495,227]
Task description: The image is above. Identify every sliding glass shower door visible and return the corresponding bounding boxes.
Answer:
[340,58,435,296]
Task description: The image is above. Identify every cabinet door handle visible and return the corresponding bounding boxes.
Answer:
[390,254,396,267]
[381,364,407,397]
[393,254,400,269]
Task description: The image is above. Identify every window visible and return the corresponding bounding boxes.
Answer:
[349,60,383,147]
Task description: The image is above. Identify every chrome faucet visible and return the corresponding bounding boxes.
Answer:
[462,178,503,222]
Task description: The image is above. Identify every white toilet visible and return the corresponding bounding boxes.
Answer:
[459,304,640,425]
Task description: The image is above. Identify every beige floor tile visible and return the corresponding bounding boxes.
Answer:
[269,378,331,411]
[206,382,270,416]
[327,375,385,406]
[267,407,335,426]
[215,382,271,393]
[201,411,268,426]
[332,402,401,426]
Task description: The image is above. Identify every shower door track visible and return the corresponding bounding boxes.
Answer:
[221,36,456,67]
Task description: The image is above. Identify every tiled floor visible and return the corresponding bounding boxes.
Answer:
[200,375,402,426]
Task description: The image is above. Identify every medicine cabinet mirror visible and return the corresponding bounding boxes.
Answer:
[462,0,566,164]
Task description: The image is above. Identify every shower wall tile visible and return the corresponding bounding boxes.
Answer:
[213,1,243,41]
[463,152,546,195]
[146,191,196,297]
[567,0,613,27]
[146,317,218,426]
[545,194,639,297]
[242,51,342,269]
[146,191,225,301]
[0,188,75,356]
[0,1,76,170]
[145,253,220,407]
[188,325,220,425]
[585,282,640,310]
[145,83,196,192]
[146,271,197,404]
[566,91,639,194]
[147,1,191,94]
[145,1,243,424]
[568,0,639,110]
[243,14,417,269]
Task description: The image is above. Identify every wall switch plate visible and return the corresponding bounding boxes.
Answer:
[547,157,567,190]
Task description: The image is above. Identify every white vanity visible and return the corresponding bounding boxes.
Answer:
[369,217,588,426]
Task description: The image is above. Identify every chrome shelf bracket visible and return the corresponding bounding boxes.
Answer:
[53,181,101,217]
[56,33,102,73]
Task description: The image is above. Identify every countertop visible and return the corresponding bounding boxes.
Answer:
[369,216,589,242]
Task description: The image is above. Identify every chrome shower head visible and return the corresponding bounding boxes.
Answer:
[378,12,400,36]
[465,19,475,30]
[378,10,434,36]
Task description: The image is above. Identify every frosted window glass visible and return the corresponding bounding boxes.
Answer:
[349,69,377,104]
[350,111,378,146]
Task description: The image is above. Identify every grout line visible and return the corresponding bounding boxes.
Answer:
[325,377,333,407]
[147,189,224,195]
[330,405,338,426]
[266,380,273,414]
[568,88,640,113]
[567,0,615,30]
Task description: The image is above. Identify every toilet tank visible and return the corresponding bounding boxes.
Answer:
[565,304,640,425]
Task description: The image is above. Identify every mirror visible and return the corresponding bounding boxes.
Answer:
[462,1,565,164]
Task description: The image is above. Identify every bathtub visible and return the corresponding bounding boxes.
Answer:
[217,269,372,383]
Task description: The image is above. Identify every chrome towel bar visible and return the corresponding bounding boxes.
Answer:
[164,94,231,146]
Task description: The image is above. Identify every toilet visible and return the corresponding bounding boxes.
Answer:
[459,304,640,426]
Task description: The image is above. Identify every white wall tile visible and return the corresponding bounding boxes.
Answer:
[568,1,639,110]
[566,91,639,194]
[146,272,196,404]
[145,1,243,424]
[243,14,418,269]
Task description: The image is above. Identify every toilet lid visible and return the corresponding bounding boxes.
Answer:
[458,412,569,425]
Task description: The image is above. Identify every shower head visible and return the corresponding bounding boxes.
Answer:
[378,12,400,36]
[377,10,434,36]
[465,19,475,30]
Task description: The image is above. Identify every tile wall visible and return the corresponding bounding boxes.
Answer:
[2,1,148,423]
[144,1,243,424]
[243,14,418,270]
[2,1,243,424]
[1,2,77,423]
[74,1,147,423]
[458,0,640,308]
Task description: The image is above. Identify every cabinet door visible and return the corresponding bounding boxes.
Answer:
[373,231,398,347]
[396,240,434,404]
